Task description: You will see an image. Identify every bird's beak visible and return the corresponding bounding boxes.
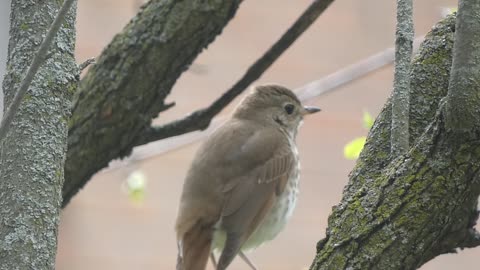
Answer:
[302,106,321,115]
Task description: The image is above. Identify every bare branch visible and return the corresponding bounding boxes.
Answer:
[446,1,480,131]
[63,0,244,207]
[296,37,423,101]
[134,0,336,147]
[78,57,96,72]
[391,0,414,156]
[0,0,76,142]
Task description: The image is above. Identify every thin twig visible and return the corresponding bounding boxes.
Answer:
[133,0,335,147]
[391,0,414,156]
[0,0,76,142]
[296,37,423,102]
[78,57,96,72]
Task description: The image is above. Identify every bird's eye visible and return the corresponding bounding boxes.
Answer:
[284,104,295,115]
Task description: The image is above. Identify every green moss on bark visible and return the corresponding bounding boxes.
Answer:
[311,14,480,270]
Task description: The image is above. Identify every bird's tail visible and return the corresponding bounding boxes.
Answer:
[176,221,214,270]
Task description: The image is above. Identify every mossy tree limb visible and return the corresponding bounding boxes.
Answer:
[63,0,243,206]
[311,13,480,270]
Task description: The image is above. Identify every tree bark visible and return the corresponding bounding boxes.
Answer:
[310,14,480,270]
[391,0,413,155]
[63,0,242,206]
[445,0,480,131]
[0,1,77,269]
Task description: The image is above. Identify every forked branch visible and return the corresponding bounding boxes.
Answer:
[134,0,336,147]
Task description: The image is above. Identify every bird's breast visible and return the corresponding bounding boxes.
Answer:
[239,161,300,251]
[211,142,301,252]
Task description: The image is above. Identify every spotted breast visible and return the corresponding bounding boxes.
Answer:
[212,141,300,251]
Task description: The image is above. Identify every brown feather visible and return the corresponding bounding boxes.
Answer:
[176,220,214,270]
[216,139,294,270]
[217,195,276,270]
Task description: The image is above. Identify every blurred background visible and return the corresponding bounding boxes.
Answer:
[1,0,477,269]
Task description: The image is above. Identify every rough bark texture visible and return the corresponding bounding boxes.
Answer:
[63,0,242,206]
[311,14,480,270]
[0,0,76,141]
[0,1,77,269]
[446,0,480,131]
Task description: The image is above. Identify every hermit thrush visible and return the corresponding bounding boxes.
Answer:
[175,84,320,270]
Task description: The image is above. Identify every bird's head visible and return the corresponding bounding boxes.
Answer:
[233,84,320,137]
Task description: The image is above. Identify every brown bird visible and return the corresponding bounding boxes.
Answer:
[175,84,320,270]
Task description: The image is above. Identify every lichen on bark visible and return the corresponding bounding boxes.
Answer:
[391,0,413,156]
[0,1,78,269]
[311,13,480,270]
[63,0,242,206]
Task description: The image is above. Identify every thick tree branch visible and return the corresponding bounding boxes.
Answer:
[0,0,76,141]
[311,14,480,270]
[445,0,480,131]
[133,0,336,147]
[63,0,243,207]
[391,0,413,155]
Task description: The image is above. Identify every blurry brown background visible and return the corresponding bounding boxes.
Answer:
[2,0,474,269]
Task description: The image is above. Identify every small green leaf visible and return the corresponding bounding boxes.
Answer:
[362,111,374,129]
[344,136,367,160]
[446,7,457,13]
[125,171,147,204]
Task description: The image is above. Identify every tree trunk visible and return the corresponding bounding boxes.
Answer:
[0,0,11,118]
[310,14,480,270]
[0,1,77,269]
[63,0,242,206]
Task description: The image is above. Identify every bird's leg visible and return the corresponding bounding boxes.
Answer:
[210,252,218,269]
[238,251,258,270]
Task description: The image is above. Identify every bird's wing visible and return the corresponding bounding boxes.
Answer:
[175,121,294,270]
[216,128,295,270]
[221,142,294,216]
